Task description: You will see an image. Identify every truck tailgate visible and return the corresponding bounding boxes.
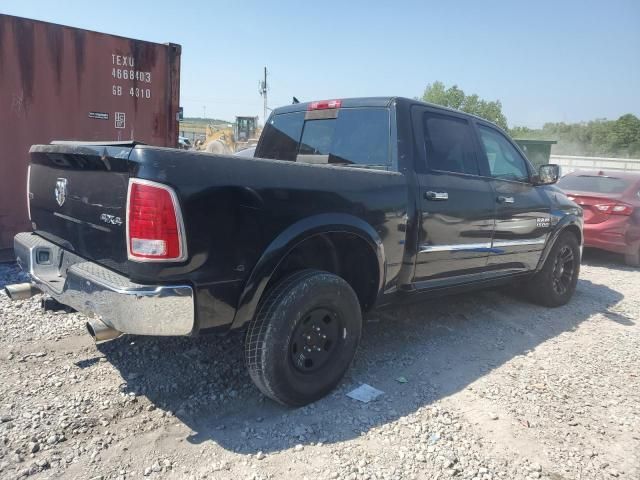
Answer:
[28,143,134,270]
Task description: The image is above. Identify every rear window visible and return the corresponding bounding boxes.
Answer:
[422,113,479,175]
[557,175,631,194]
[257,108,390,168]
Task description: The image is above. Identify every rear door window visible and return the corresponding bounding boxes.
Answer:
[422,113,479,175]
[258,108,391,168]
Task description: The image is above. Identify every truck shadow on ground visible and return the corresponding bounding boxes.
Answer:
[97,277,628,455]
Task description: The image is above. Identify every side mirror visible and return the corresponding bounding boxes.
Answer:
[535,164,560,185]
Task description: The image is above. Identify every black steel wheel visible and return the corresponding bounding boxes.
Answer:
[289,307,343,373]
[245,270,362,406]
[525,231,581,307]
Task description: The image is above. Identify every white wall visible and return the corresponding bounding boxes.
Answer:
[551,155,640,175]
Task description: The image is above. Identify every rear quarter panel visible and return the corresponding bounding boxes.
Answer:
[128,147,409,331]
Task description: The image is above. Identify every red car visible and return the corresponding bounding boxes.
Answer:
[557,170,640,266]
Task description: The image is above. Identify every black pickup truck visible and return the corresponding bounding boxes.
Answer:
[7,97,583,406]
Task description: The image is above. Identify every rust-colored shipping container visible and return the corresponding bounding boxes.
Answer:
[0,14,181,251]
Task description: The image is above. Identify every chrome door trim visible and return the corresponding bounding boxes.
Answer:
[419,237,546,254]
[492,237,546,248]
[419,242,492,253]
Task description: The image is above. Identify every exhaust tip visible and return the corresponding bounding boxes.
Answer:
[4,283,40,301]
[86,319,122,343]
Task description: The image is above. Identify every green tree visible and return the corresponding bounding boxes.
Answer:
[421,81,509,130]
[612,114,640,152]
[509,114,640,158]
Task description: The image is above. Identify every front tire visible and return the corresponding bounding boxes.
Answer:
[525,231,580,307]
[245,270,362,406]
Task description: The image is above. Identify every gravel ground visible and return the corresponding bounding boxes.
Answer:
[0,249,638,480]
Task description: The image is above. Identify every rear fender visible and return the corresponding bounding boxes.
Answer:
[231,213,385,330]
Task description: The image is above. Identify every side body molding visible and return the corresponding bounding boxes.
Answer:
[230,213,386,330]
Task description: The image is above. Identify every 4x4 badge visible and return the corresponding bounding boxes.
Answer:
[100,213,123,226]
[55,178,67,207]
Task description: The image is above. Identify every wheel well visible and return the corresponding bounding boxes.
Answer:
[563,224,582,245]
[267,233,381,311]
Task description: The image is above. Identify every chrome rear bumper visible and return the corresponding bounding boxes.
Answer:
[14,232,195,336]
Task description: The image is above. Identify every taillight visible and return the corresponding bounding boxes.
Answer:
[308,99,342,110]
[611,204,634,215]
[594,202,634,216]
[126,179,187,262]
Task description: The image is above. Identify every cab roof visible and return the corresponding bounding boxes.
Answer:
[273,97,396,114]
[271,96,499,127]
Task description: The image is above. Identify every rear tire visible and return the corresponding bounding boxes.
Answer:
[624,248,640,267]
[524,231,580,307]
[245,269,362,406]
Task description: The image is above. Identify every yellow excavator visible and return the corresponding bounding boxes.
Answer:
[199,116,261,154]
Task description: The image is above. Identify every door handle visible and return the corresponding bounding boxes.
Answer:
[497,195,515,204]
[425,191,449,201]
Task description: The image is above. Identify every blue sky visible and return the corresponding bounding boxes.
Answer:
[3,0,639,127]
